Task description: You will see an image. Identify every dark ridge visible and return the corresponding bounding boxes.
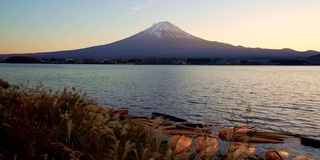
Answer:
[4,56,40,63]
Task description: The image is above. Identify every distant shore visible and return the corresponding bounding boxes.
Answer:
[1,56,320,65]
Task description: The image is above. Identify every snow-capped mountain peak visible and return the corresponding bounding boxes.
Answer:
[139,21,199,40]
[18,21,316,60]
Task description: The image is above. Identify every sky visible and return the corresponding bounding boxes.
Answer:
[1,0,320,54]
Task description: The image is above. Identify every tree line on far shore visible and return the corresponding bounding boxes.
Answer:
[1,55,320,65]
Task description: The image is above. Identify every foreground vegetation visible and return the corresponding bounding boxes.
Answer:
[0,82,177,160]
[0,81,315,160]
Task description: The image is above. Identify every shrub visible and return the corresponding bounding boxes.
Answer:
[0,79,9,89]
[0,83,177,160]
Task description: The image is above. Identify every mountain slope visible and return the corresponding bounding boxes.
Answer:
[4,21,318,59]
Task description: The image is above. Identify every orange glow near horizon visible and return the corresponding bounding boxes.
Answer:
[1,0,319,54]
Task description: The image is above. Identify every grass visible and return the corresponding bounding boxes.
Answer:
[0,82,178,160]
[0,81,313,160]
[0,79,9,89]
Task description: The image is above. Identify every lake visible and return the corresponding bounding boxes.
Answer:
[0,63,319,158]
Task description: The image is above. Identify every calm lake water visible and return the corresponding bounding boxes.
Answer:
[0,63,319,158]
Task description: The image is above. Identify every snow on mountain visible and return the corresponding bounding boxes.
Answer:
[137,21,199,40]
[7,21,317,59]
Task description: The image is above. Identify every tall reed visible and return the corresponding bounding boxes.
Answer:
[1,82,308,160]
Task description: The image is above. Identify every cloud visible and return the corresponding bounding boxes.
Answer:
[130,6,143,10]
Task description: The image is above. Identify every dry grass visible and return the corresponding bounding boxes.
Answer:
[0,83,178,160]
[1,82,302,160]
[0,79,10,89]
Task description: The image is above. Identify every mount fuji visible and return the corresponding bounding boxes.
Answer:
[6,21,318,59]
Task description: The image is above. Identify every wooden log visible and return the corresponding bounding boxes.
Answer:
[300,136,320,148]
[164,129,211,135]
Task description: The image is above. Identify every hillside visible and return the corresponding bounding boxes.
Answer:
[1,22,318,59]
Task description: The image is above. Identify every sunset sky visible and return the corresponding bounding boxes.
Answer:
[1,0,320,54]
